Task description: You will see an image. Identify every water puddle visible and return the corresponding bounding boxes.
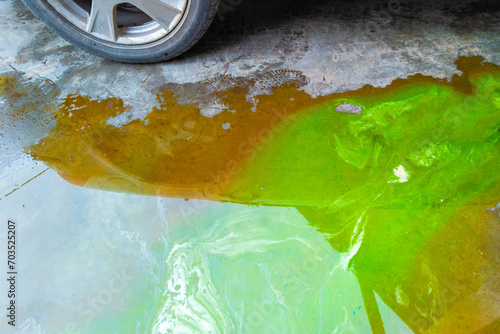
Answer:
[1,56,499,332]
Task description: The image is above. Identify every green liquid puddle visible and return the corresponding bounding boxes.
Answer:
[229,68,500,332]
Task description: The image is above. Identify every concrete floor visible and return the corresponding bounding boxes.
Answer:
[2,0,499,104]
[1,0,499,333]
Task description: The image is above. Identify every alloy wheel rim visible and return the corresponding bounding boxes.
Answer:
[46,0,189,45]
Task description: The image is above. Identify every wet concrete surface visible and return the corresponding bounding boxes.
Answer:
[1,0,500,333]
[2,0,499,106]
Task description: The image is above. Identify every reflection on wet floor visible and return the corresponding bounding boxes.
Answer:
[2,56,500,333]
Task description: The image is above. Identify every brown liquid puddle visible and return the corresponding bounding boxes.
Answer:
[27,56,498,202]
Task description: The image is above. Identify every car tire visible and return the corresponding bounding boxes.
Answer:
[21,0,220,63]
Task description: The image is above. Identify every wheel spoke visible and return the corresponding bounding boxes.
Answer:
[130,0,183,32]
[87,1,117,41]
